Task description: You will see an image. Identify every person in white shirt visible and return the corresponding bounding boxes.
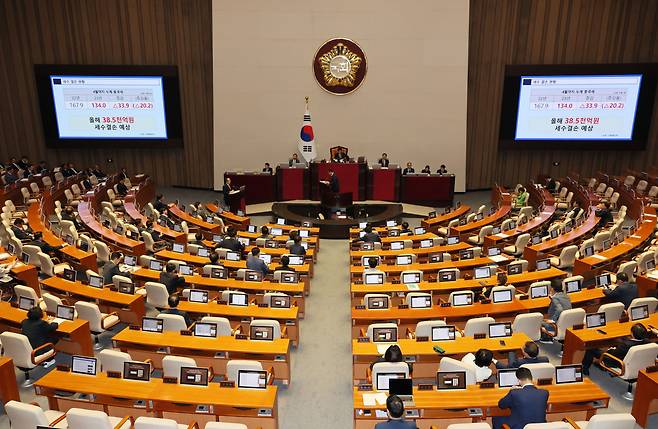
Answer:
[462,348,496,382]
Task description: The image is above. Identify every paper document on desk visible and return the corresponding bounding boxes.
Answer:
[590,255,608,261]
[647,271,658,280]
[490,255,509,263]
[362,393,377,406]
[374,392,388,405]
[405,283,420,291]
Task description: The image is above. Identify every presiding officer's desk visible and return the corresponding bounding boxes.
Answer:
[40,276,146,325]
[131,268,307,317]
[562,313,658,365]
[0,301,93,356]
[421,204,471,233]
[275,165,309,201]
[178,300,300,347]
[35,371,278,429]
[349,242,472,264]
[353,381,609,429]
[350,267,567,306]
[367,165,400,201]
[351,334,532,381]
[112,328,292,385]
[632,369,658,428]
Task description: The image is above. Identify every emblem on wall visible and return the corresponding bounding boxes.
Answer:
[313,38,367,95]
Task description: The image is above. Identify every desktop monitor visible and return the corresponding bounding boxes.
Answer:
[226,251,240,261]
[193,322,217,338]
[531,235,542,245]
[410,295,431,309]
[487,247,501,257]
[388,229,400,237]
[492,226,501,235]
[88,274,104,288]
[507,264,522,275]
[488,322,512,338]
[530,284,549,299]
[271,228,283,236]
[630,304,649,321]
[388,377,412,397]
[497,368,519,388]
[386,220,397,227]
[447,237,459,245]
[492,289,513,304]
[280,272,298,284]
[555,364,583,384]
[245,271,262,282]
[390,241,404,250]
[210,267,227,279]
[20,252,30,264]
[414,227,426,235]
[71,355,97,376]
[420,239,432,248]
[359,231,366,239]
[180,367,209,386]
[197,248,210,258]
[123,362,151,381]
[595,273,612,287]
[436,371,466,390]
[602,240,611,250]
[364,273,385,285]
[259,254,272,264]
[375,372,405,391]
[536,259,551,271]
[205,216,214,223]
[179,265,193,276]
[586,312,606,329]
[62,268,76,282]
[476,212,484,221]
[173,224,183,232]
[250,325,274,341]
[359,222,368,229]
[563,224,572,233]
[401,272,421,284]
[429,253,443,263]
[238,237,250,246]
[367,296,389,309]
[583,246,595,257]
[270,295,291,308]
[361,242,374,251]
[444,207,451,214]
[172,243,185,253]
[118,281,135,294]
[431,325,456,341]
[439,271,457,282]
[565,279,581,293]
[550,229,559,239]
[141,317,164,333]
[56,304,75,321]
[7,243,15,254]
[372,327,397,343]
[396,255,413,266]
[188,289,208,303]
[647,259,656,271]
[428,211,437,218]
[149,260,164,271]
[124,255,136,266]
[459,249,474,260]
[18,296,35,311]
[237,369,268,389]
[228,292,248,306]
[276,218,286,225]
[247,225,257,233]
[507,221,517,230]
[114,225,124,234]
[287,255,304,265]
[474,266,491,280]
[451,292,472,306]
[65,235,75,246]
[299,229,310,238]
[212,235,222,243]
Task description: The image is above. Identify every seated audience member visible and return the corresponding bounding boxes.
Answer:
[375,395,416,429]
[102,252,130,285]
[190,232,205,246]
[565,200,583,220]
[582,323,649,375]
[259,226,272,239]
[288,153,302,166]
[160,262,186,295]
[208,252,221,266]
[142,219,162,243]
[118,167,129,180]
[3,167,19,184]
[436,164,448,174]
[356,225,381,243]
[370,344,413,374]
[160,295,191,327]
[153,194,168,213]
[29,232,64,254]
[513,186,529,208]
[11,218,34,241]
[378,153,390,167]
[91,164,106,178]
[289,235,307,256]
[364,257,380,273]
[61,206,83,229]
[402,162,415,175]
[399,221,413,235]
[493,367,548,429]
[36,161,48,174]
[546,176,557,192]
[602,272,637,309]
[192,201,210,219]
[497,341,549,369]
[274,255,295,273]
[421,165,431,174]
[246,247,271,275]
[262,162,273,174]
[215,226,245,254]
[479,272,507,300]
[116,180,128,196]
[594,201,613,231]
[462,348,496,382]
[21,306,58,356]
[541,278,572,340]
[17,155,30,171]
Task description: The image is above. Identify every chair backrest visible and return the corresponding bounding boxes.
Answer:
[14,284,40,303]
[400,269,423,283]
[250,319,281,339]
[621,343,658,380]
[134,416,182,429]
[156,313,188,332]
[500,219,514,231]
[636,251,655,272]
[94,240,111,262]
[593,231,611,251]
[42,176,53,187]
[555,308,586,340]
[221,289,247,304]
[226,359,263,383]
[361,255,381,266]
[558,187,568,199]
[520,363,555,381]
[74,301,103,332]
[597,302,625,322]
[463,316,495,337]
[637,180,648,192]
[512,312,543,341]
[37,252,56,276]
[507,259,528,273]
[478,225,494,242]
[5,401,51,428]
[139,255,157,268]
[200,316,233,337]
[490,285,516,299]
[648,185,658,198]
[99,349,133,373]
[628,297,658,314]
[439,268,460,280]
[162,355,197,379]
[362,269,386,284]
[405,292,432,307]
[617,261,637,282]
[371,362,410,390]
[513,233,531,251]
[557,245,578,267]
[0,332,37,368]
[263,292,289,306]
[438,357,476,386]
[414,320,446,338]
[66,408,114,429]
[41,292,63,314]
[581,413,636,429]
[144,282,169,308]
[603,187,614,198]
[202,264,224,275]
[466,213,477,223]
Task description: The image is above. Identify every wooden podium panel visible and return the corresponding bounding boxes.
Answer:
[367,167,400,201]
[276,166,309,200]
[310,162,367,201]
[224,172,276,204]
[401,174,455,206]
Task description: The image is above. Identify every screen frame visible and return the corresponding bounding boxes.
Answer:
[34,64,184,148]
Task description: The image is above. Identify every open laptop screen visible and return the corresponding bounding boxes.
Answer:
[555,364,583,384]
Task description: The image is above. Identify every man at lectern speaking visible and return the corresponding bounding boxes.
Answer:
[320,170,340,193]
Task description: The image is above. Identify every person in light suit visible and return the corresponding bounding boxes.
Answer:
[493,367,548,429]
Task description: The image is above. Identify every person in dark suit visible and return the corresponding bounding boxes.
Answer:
[91,164,106,178]
[421,165,431,174]
[602,272,637,309]
[21,306,58,356]
[160,295,191,327]
[332,148,348,163]
[246,247,271,275]
[160,262,186,295]
[61,206,83,230]
[289,235,307,256]
[116,181,128,197]
[118,167,129,180]
[493,367,549,429]
[102,252,130,285]
[356,225,381,243]
[28,232,64,254]
[399,222,413,236]
[215,226,245,254]
[259,226,272,240]
[594,202,613,231]
[262,163,273,174]
[153,194,168,213]
[582,323,649,375]
[402,162,415,175]
[17,156,30,171]
[436,164,448,174]
[190,232,205,246]
[496,341,549,369]
[288,153,302,166]
[329,170,340,193]
[3,167,19,184]
[565,200,583,220]
[374,395,417,429]
[11,218,34,241]
[378,153,390,167]
[274,255,295,273]
[222,177,234,207]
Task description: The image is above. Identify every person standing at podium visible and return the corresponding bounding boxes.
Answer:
[378,153,390,167]
[222,177,233,207]
[321,170,340,193]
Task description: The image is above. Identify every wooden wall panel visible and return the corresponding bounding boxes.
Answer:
[467,0,658,189]
[0,0,213,188]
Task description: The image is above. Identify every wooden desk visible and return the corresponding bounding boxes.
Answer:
[178,301,300,347]
[41,277,146,325]
[0,357,20,403]
[78,199,145,255]
[0,301,93,356]
[638,273,658,298]
[349,242,472,264]
[632,369,658,428]
[123,182,185,243]
[400,174,455,206]
[484,204,557,249]
[379,232,439,245]
[168,204,221,235]
[421,204,470,233]
[35,371,278,429]
[237,230,319,249]
[450,190,512,237]
[112,328,292,385]
[352,334,531,380]
[562,313,658,365]
[262,223,320,236]
[353,381,609,429]
[205,203,250,229]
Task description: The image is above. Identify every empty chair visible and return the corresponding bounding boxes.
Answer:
[544,308,586,341]
[66,408,132,429]
[466,213,477,223]
[550,245,578,269]
[556,187,568,200]
[362,268,386,284]
[578,238,595,258]
[489,285,516,299]
[21,187,38,205]
[628,297,658,314]
[144,282,169,309]
[94,240,111,263]
[14,284,46,311]
[41,292,68,315]
[250,319,282,339]
[400,269,423,283]
[595,182,608,194]
[366,322,397,341]
[600,343,658,399]
[468,225,493,245]
[593,231,611,251]
[221,290,247,305]
[5,400,67,429]
[438,357,476,386]
[162,355,197,379]
[157,313,188,332]
[575,413,636,429]
[587,177,597,189]
[512,312,543,341]
[623,175,635,187]
[463,316,495,337]
[438,219,459,236]
[636,180,648,194]
[42,176,53,187]
[608,192,620,208]
[0,332,56,387]
[263,292,289,307]
[556,191,573,210]
[134,416,190,429]
[503,233,530,256]
[506,259,528,274]
[226,359,263,383]
[500,218,515,231]
[636,250,656,273]
[520,362,555,381]
[99,349,133,373]
[107,188,122,207]
[597,302,625,323]
[200,316,233,337]
[74,301,120,348]
[448,290,474,307]
[439,267,460,280]
[405,292,432,308]
[371,362,410,390]
[38,251,71,276]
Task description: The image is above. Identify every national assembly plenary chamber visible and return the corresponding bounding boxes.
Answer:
[0,1,658,429]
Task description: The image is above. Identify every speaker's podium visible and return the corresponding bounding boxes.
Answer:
[226,186,246,214]
[319,182,353,216]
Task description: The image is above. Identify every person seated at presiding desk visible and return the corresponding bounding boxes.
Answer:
[436,164,448,174]
[160,295,191,327]
[421,165,431,174]
[355,225,381,244]
[247,247,271,275]
[375,395,417,429]
[215,226,245,254]
[153,194,168,213]
[602,272,637,309]
[274,255,295,273]
[332,147,349,163]
[493,367,549,429]
[582,323,651,376]
[102,252,131,285]
[289,235,307,256]
[378,153,390,167]
[262,162,273,174]
[11,218,34,242]
[497,341,549,369]
[288,153,302,166]
[28,231,65,255]
[402,162,415,175]
[160,262,187,295]
[462,348,496,382]
[21,306,58,356]
[370,344,413,374]
[513,186,529,208]
[541,279,572,341]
